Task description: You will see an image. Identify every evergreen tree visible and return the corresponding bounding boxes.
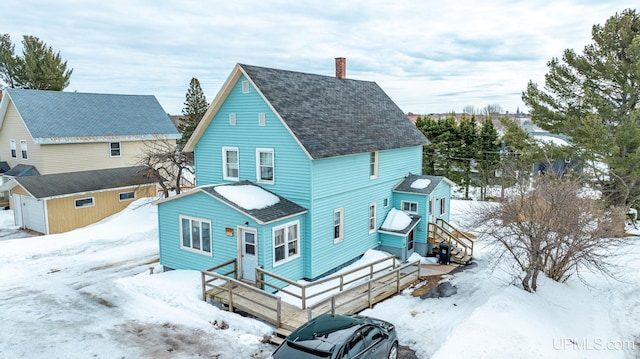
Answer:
[0,34,72,90]
[455,116,478,199]
[179,77,208,146]
[522,9,640,207]
[476,118,500,199]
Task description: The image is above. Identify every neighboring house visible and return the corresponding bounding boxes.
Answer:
[0,88,181,233]
[156,59,456,285]
[7,166,157,234]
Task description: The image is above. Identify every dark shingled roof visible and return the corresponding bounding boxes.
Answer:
[0,161,10,173]
[4,164,39,177]
[393,173,449,195]
[240,64,429,159]
[5,88,180,143]
[14,166,156,198]
[201,180,307,224]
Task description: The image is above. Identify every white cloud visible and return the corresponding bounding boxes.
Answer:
[1,0,632,114]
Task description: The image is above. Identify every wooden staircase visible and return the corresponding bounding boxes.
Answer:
[427,218,474,265]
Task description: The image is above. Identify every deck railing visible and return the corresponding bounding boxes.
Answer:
[201,260,282,328]
[305,260,421,320]
[256,255,398,309]
[428,218,474,262]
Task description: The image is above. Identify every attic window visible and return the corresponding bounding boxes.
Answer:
[258,113,266,126]
[229,113,236,126]
[242,81,249,93]
[20,140,28,160]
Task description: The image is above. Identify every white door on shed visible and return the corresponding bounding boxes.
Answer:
[13,194,23,228]
[21,196,46,234]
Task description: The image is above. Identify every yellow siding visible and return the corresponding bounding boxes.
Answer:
[11,185,29,196]
[0,102,43,170]
[40,140,174,174]
[46,184,156,234]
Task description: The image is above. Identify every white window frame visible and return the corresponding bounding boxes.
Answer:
[242,80,249,93]
[258,113,266,126]
[179,215,212,256]
[20,140,28,160]
[333,208,344,243]
[75,197,95,208]
[119,191,136,201]
[109,142,121,157]
[439,197,446,215]
[256,148,274,184]
[383,197,389,208]
[369,151,378,179]
[9,139,16,159]
[222,147,239,181]
[368,202,377,234]
[229,113,236,126]
[401,200,418,214]
[273,220,300,266]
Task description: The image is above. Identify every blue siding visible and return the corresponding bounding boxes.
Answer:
[159,69,452,283]
[306,146,422,278]
[193,75,312,207]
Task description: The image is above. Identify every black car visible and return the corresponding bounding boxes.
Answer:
[270,313,399,359]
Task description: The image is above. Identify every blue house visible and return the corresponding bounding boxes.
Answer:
[157,59,459,283]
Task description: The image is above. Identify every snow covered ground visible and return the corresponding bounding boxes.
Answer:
[0,198,638,358]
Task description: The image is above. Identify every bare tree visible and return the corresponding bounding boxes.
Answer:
[138,140,193,197]
[473,176,627,292]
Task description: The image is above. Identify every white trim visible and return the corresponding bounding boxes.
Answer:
[256,148,274,184]
[74,197,95,208]
[179,214,213,256]
[258,113,266,126]
[333,208,344,243]
[242,80,249,93]
[383,197,389,208]
[272,220,301,267]
[439,197,446,215]
[369,151,378,179]
[222,146,239,181]
[368,202,377,234]
[229,113,236,126]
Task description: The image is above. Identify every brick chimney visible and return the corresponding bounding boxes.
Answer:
[335,57,346,79]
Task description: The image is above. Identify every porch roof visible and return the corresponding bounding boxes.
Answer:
[378,213,421,236]
[392,173,455,195]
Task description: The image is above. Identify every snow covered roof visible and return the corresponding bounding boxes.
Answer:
[379,208,421,235]
[393,173,455,195]
[156,180,307,225]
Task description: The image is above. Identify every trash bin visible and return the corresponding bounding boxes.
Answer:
[439,242,451,265]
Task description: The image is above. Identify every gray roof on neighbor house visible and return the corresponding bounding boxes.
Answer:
[13,166,156,199]
[4,88,180,144]
[0,161,10,173]
[240,64,429,159]
[393,173,453,195]
[3,164,39,177]
[200,180,307,224]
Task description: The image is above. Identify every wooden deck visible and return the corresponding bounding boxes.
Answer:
[203,259,424,331]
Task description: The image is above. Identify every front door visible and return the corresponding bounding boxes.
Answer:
[241,229,257,281]
[429,196,436,223]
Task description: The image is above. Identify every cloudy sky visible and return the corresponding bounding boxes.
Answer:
[2,1,634,115]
